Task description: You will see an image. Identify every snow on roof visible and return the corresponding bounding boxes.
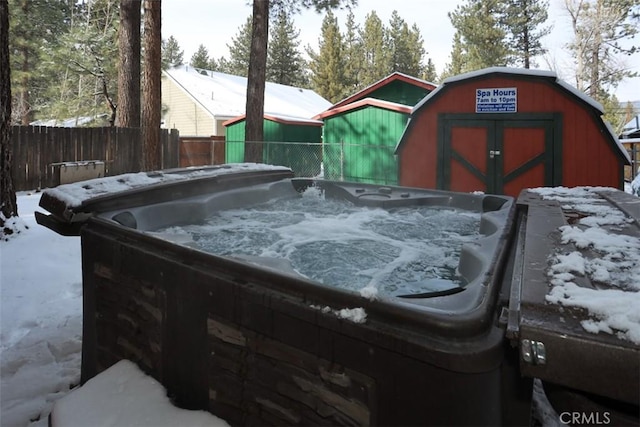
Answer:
[530,186,640,344]
[622,114,640,137]
[44,163,290,208]
[164,65,331,120]
[412,67,604,114]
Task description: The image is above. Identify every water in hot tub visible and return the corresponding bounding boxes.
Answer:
[158,187,482,297]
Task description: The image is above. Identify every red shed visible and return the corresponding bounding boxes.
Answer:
[396,67,630,196]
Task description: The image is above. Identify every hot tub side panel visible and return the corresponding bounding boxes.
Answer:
[81,218,515,426]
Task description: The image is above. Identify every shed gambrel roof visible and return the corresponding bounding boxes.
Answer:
[163,65,332,121]
[400,67,630,163]
[329,72,437,110]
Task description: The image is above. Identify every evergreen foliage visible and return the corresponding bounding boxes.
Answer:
[387,12,425,77]
[565,0,639,98]
[448,0,509,72]
[445,0,551,74]
[9,0,73,124]
[162,35,184,69]
[223,16,253,76]
[423,58,438,83]
[359,11,390,86]
[502,0,551,68]
[41,0,118,125]
[267,10,307,86]
[190,44,211,69]
[341,10,364,96]
[307,11,346,103]
[565,0,640,132]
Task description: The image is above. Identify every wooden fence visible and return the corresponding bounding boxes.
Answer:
[11,126,180,191]
[179,135,225,167]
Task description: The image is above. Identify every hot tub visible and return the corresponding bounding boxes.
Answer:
[37,164,530,425]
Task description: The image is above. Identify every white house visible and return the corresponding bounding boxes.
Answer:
[161,65,331,137]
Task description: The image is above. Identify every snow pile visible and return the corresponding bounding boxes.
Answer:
[311,305,368,324]
[359,285,378,301]
[632,172,640,196]
[44,163,290,207]
[531,187,640,344]
[0,209,30,241]
[50,360,228,427]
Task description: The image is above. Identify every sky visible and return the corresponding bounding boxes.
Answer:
[161,0,640,103]
[1,165,639,426]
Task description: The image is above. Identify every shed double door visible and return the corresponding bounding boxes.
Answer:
[438,114,560,197]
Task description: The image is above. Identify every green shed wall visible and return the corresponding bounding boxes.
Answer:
[322,106,409,185]
[225,121,246,163]
[367,81,431,106]
[225,119,322,176]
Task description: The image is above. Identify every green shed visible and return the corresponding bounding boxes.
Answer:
[314,73,436,185]
[315,99,411,184]
[224,114,324,176]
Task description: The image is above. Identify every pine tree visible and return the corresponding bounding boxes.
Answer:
[117,0,141,127]
[244,0,268,162]
[387,12,425,77]
[448,0,510,72]
[41,0,119,125]
[1,0,18,237]
[502,0,550,68]
[9,0,71,124]
[243,0,356,162]
[267,10,307,86]
[225,16,253,77]
[360,11,391,86]
[208,57,219,71]
[190,44,210,69]
[142,0,162,171]
[422,58,438,82]
[565,0,639,99]
[162,35,184,69]
[308,10,346,103]
[441,32,466,79]
[342,10,363,96]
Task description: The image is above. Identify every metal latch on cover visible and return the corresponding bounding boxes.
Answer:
[489,150,501,159]
[521,339,546,365]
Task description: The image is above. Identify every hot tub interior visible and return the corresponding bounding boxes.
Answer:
[99,178,513,304]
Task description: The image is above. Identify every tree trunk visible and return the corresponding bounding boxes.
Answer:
[18,0,30,125]
[142,0,161,171]
[244,0,269,163]
[1,0,18,235]
[116,0,141,127]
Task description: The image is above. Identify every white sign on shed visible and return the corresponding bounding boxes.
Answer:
[475,87,517,113]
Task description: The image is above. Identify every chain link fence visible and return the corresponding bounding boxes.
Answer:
[229,140,400,185]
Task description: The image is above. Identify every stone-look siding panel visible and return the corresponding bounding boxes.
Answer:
[93,262,165,379]
[207,316,375,426]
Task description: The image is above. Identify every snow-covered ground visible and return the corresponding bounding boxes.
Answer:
[1,191,229,427]
[2,178,638,426]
